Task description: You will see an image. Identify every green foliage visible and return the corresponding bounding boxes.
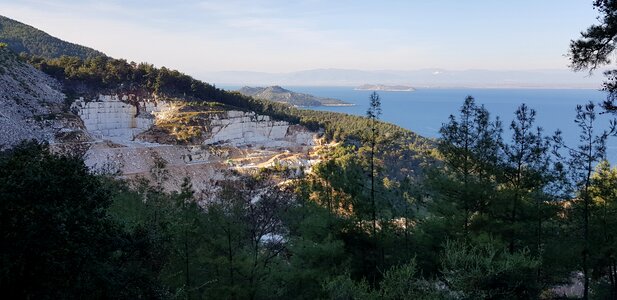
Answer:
[569,0,617,111]
[440,239,542,299]
[273,196,350,299]
[429,96,502,237]
[554,102,617,298]
[0,141,167,298]
[379,260,445,300]
[588,161,617,298]
[0,15,104,59]
[323,260,444,300]
[323,274,377,300]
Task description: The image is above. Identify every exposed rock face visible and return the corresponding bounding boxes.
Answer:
[0,47,86,149]
[203,111,315,147]
[71,95,171,141]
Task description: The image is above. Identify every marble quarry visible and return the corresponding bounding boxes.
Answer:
[203,111,316,147]
[71,95,171,141]
[71,94,317,148]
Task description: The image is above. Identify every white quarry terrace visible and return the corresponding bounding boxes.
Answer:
[71,94,316,148]
[203,111,316,147]
[71,94,171,141]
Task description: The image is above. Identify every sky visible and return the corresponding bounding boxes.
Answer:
[0,0,604,76]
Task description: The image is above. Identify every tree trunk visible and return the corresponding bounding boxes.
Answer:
[184,228,191,299]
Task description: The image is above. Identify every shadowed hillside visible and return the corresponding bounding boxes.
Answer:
[0,15,104,59]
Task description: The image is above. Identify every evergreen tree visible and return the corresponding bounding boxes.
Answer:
[498,104,551,253]
[589,161,617,298]
[569,0,617,112]
[0,141,167,298]
[554,102,616,299]
[366,91,382,237]
[431,96,502,236]
[440,239,541,299]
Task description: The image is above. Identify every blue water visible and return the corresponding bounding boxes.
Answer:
[222,86,617,162]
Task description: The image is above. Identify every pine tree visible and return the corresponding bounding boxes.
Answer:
[500,104,551,253]
[589,161,617,298]
[554,102,616,299]
[366,91,382,237]
[433,96,502,236]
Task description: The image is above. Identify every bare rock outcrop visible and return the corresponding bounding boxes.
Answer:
[0,47,86,149]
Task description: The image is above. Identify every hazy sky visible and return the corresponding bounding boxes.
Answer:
[0,0,602,75]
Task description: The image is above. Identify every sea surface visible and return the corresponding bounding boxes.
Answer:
[222,86,617,163]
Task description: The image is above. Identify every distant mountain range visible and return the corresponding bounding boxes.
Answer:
[238,86,352,107]
[0,15,105,59]
[0,14,603,89]
[201,68,605,89]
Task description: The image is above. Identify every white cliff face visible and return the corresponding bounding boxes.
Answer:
[71,95,171,141]
[203,111,315,147]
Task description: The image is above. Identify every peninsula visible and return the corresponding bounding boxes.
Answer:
[238,86,353,107]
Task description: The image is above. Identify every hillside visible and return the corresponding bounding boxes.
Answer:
[0,16,433,189]
[238,85,352,107]
[0,45,87,149]
[0,15,104,59]
[0,49,321,192]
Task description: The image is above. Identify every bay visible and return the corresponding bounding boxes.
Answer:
[222,86,617,162]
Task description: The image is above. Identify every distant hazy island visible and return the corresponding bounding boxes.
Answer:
[355,84,416,92]
[238,86,353,107]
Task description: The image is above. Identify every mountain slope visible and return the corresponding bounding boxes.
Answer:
[238,86,352,107]
[0,15,104,59]
[0,45,86,149]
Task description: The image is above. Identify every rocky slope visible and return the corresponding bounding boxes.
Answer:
[238,85,352,107]
[0,46,87,149]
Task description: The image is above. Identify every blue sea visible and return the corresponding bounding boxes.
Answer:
[222,86,617,163]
